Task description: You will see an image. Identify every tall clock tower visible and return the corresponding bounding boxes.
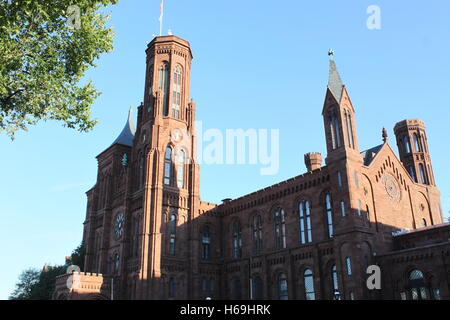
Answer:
[132,35,202,299]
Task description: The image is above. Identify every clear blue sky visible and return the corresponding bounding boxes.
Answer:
[1,0,449,299]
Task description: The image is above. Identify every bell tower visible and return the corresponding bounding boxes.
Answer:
[322,51,361,165]
[394,119,436,185]
[133,35,202,299]
[142,36,195,125]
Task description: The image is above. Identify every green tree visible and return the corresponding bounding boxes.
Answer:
[9,241,86,300]
[68,241,86,270]
[0,0,118,139]
[9,268,40,300]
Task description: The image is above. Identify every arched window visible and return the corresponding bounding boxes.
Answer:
[419,164,427,184]
[408,166,417,183]
[176,149,185,188]
[331,265,340,300]
[202,226,211,260]
[404,135,411,154]
[278,273,288,300]
[169,214,177,256]
[113,253,120,274]
[337,171,343,188]
[325,193,334,238]
[329,110,341,150]
[299,201,312,244]
[172,66,182,119]
[252,215,263,254]
[158,63,169,116]
[274,208,286,249]
[413,133,421,152]
[164,147,172,185]
[408,269,428,300]
[345,257,352,276]
[168,278,175,298]
[345,110,355,149]
[233,278,242,300]
[340,200,346,217]
[253,276,263,300]
[304,269,315,300]
[232,221,242,258]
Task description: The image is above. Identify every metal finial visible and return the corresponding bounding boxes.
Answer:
[328,49,335,57]
[382,127,388,143]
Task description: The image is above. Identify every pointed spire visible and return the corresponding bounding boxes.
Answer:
[111,107,136,147]
[327,49,344,103]
[382,127,388,143]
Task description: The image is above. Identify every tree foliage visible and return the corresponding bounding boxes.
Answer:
[8,268,40,300]
[9,242,86,300]
[0,0,118,138]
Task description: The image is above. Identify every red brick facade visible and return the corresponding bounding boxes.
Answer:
[53,35,449,300]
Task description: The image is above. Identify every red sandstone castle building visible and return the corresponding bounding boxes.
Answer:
[54,35,450,300]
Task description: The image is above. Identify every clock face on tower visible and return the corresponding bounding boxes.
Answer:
[114,213,125,239]
[381,174,401,203]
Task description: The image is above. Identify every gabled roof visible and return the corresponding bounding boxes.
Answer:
[328,55,344,103]
[360,144,384,166]
[111,107,136,147]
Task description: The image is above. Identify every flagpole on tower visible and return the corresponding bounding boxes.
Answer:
[159,0,164,36]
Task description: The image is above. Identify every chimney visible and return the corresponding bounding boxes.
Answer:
[305,153,322,172]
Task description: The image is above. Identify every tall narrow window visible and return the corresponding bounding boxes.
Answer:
[404,135,411,154]
[345,110,355,149]
[329,111,341,150]
[274,208,286,249]
[176,149,185,188]
[168,278,175,298]
[169,214,177,256]
[172,66,182,119]
[113,253,120,274]
[419,164,427,184]
[233,279,242,300]
[345,257,352,276]
[304,269,315,300]
[158,64,169,116]
[299,201,312,244]
[232,221,242,258]
[202,226,211,260]
[413,133,421,152]
[164,147,172,185]
[253,276,263,300]
[337,171,342,188]
[340,201,346,217]
[422,218,427,227]
[408,166,418,183]
[147,65,154,96]
[331,265,340,300]
[366,205,371,222]
[278,273,288,300]
[357,200,362,216]
[325,193,334,238]
[252,215,263,254]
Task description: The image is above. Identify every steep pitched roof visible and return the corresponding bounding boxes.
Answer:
[327,55,344,103]
[111,107,136,147]
[360,144,384,166]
